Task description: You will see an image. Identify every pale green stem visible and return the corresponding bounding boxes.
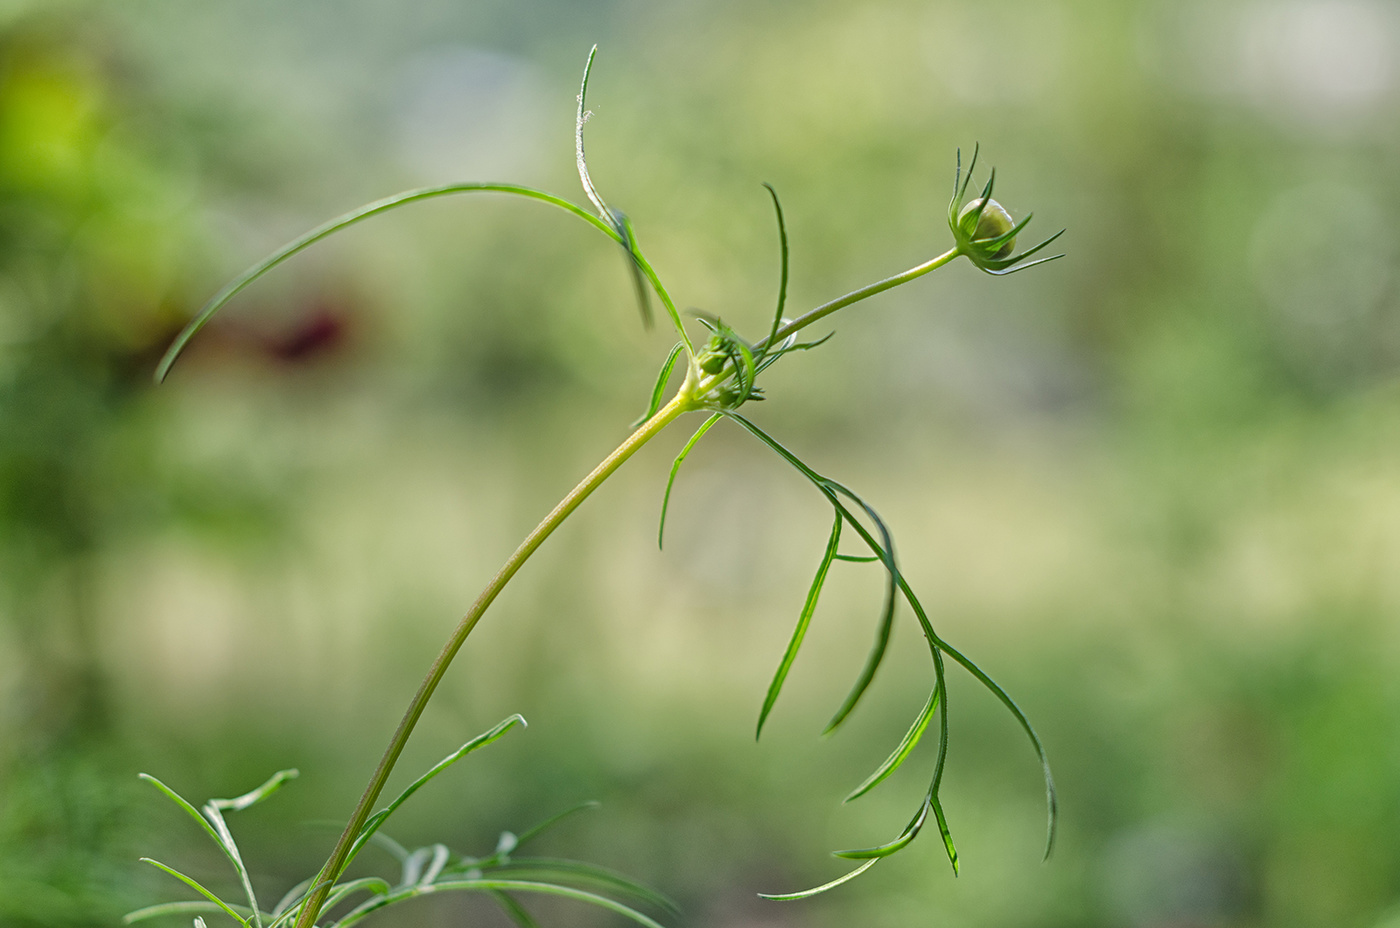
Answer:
[688,247,962,401]
[294,243,958,926]
[292,389,696,928]
[762,247,959,351]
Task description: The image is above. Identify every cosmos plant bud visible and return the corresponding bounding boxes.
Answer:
[957,196,1016,259]
[947,145,1064,275]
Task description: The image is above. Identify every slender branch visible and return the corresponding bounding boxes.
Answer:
[759,247,959,351]
[687,247,963,404]
[292,390,696,928]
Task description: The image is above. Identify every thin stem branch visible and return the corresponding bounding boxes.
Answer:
[759,247,959,351]
[292,391,696,928]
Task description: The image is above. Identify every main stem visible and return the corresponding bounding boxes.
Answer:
[293,390,695,928]
[293,244,959,926]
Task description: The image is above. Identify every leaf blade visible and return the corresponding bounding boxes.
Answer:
[757,859,878,901]
[658,413,722,549]
[756,510,842,739]
[156,184,617,382]
[843,686,939,802]
[342,715,526,872]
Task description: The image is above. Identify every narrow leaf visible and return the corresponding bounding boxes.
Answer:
[824,575,895,734]
[211,769,299,813]
[124,902,229,925]
[757,859,878,901]
[137,774,223,857]
[574,45,610,222]
[933,638,1057,857]
[823,488,899,734]
[140,858,249,927]
[491,858,680,915]
[199,803,262,928]
[333,878,669,928]
[616,213,653,329]
[344,715,526,870]
[833,799,930,860]
[930,795,960,874]
[958,145,980,206]
[844,686,939,802]
[985,251,1065,276]
[761,182,790,352]
[155,184,617,382]
[512,801,601,850]
[756,510,842,740]
[320,877,391,913]
[658,413,722,549]
[633,343,684,428]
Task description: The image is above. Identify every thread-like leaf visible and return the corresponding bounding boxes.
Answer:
[616,212,653,329]
[982,229,1066,275]
[984,251,1065,276]
[756,510,842,740]
[332,879,668,928]
[155,184,617,383]
[123,902,232,925]
[822,488,898,734]
[761,183,790,352]
[633,343,685,428]
[574,47,693,348]
[510,801,601,852]
[574,46,611,223]
[719,417,900,739]
[955,145,980,212]
[201,769,298,928]
[343,715,526,871]
[844,686,939,802]
[199,802,262,928]
[137,775,224,857]
[139,858,250,927]
[754,332,833,374]
[833,799,930,860]
[209,769,299,813]
[932,638,1057,857]
[139,773,269,926]
[658,413,722,549]
[930,794,960,874]
[491,858,680,915]
[722,414,973,873]
[757,859,878,901]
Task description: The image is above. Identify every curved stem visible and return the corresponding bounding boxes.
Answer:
[760,247,959,351]
[292,390,695,928]
[155,183,620,383]
[687,247,962,405]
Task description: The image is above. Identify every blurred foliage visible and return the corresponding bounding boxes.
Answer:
[2,0,1400,926]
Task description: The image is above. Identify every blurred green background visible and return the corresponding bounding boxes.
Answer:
[3,0,1400,925]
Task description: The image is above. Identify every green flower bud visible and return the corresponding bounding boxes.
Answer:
[957,197,1015,259]
[946,146,1064,276]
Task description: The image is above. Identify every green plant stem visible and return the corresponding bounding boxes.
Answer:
[761,247,959,351]
[292,390,696,928]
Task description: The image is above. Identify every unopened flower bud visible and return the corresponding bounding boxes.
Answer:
[958,197,1015,259]
[946,146,1063,275]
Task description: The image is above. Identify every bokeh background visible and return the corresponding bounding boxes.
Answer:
[3,0,1400,925]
